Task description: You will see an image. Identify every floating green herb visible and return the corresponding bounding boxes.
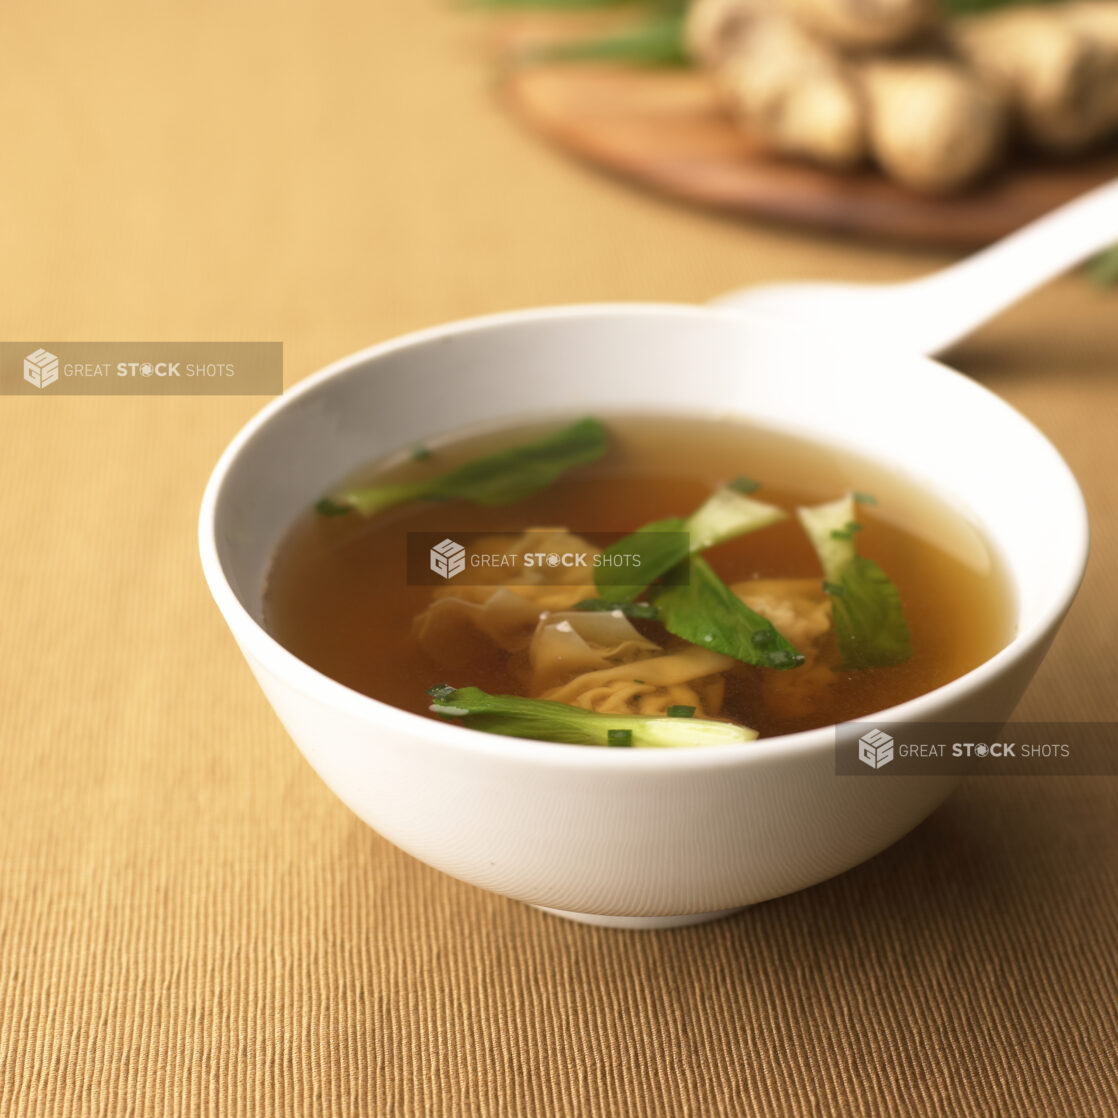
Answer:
[317,417,609,517]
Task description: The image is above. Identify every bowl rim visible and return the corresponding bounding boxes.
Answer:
[198,302,1090,771]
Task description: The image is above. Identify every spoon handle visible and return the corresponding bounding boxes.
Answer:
[908,176,1118,354]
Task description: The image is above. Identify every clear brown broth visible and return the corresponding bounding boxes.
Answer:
[264,414,1014,739]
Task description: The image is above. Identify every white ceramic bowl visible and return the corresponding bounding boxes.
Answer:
[199,305,1087,928]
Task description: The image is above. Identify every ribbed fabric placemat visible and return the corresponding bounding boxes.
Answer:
[1,2,1115,1114]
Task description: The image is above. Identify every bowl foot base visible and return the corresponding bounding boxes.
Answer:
[532,905,745,929]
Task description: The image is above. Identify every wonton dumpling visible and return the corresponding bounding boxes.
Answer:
[731,577,836,721]
[541,645,734,718]
[529,610,661,695]
[414,586,552,667]
[731,578,832,651]
[413,528,599,666]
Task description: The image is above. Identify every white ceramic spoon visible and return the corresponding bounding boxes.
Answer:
[711,177,1118,357]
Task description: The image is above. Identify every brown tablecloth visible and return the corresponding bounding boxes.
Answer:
[1,3,1116,1114]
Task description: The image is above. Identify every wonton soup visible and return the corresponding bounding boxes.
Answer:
[265,415,1013,747]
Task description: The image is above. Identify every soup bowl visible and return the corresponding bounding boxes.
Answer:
[199,305,1087,928]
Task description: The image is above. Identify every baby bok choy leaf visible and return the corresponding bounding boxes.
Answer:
[653,557,804,670]
[797,495,912,669]
[427,686,756,748]
[687,485,787,550]
[594,484,787,601]
[316,417,609,517]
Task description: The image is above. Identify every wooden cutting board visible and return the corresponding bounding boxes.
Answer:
[500,62,1118,246]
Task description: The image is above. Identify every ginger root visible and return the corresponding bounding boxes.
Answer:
[690,0,1007,191]
[953,4,1118,154]
[687,0,1118,194]
[859,57,1007,193]
[685,0,761,66]
[716,14,867,168]
[1068,0,1118,133]
[781,0,940,50]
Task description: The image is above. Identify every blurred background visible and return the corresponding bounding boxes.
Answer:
[1,2,1115,1115]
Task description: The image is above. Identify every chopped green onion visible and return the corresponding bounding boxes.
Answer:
[607,729,633,747]
[666,705,695,718]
